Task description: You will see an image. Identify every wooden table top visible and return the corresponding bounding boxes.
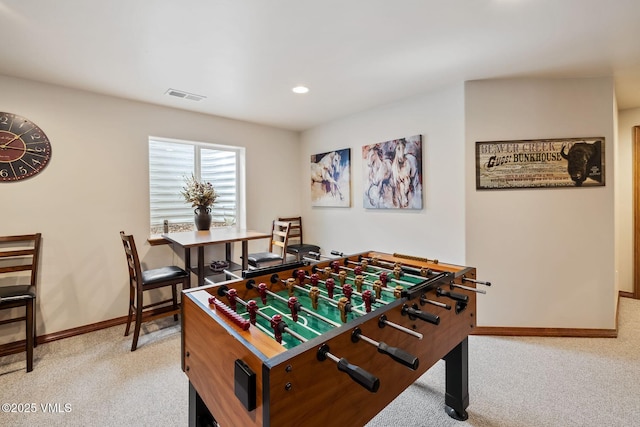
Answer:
[162,228,271,248]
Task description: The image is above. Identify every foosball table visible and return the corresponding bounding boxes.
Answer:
[181,251,489,427]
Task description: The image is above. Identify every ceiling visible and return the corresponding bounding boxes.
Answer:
[1,0,640,132]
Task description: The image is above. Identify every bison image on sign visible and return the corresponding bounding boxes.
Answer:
[476,137,605,190]
[560,140,603,186]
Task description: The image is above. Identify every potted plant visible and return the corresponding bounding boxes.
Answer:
[181,174,217,230]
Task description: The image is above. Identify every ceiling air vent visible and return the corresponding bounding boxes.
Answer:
[165,88,206,101]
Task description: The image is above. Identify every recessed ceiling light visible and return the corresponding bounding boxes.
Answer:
[292,86,309,94]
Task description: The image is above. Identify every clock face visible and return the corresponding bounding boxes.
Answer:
[0,112,52,182]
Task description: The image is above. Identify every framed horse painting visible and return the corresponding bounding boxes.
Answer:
[310,148,351,207]
[362,135,423,209]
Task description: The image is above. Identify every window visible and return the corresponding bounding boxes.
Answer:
[149,137,245,234]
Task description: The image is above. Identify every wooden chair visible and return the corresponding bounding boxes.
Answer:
[0,233,41,372]
[278,216,320,261]
[120,231,190,351]
[247,220,295,268]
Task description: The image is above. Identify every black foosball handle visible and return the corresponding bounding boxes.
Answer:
[317,344,380,393]
[401,304,440,325]
[436,287,469,303]
[377,342,419,370]
[337,358,380,393]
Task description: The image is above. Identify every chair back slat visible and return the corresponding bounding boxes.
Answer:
[120,232,143,284]
[268,220,291,258]
[278,216,303,245]
[0,233,41,372]
[0,234,41,289]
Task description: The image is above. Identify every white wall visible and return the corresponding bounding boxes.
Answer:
[2,73,626,343]
[0,75,300,343]
[300,84,466,264]
[465,78,617,329]
[617,107,640,294]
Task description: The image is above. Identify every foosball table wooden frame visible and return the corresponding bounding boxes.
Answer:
[181,251,487,427]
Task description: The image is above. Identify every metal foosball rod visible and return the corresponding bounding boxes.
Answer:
[308,266,397,297]
[450,282,486,294]
[292,272,392,306]
[277,278,424,340]
[216,285,307,344]
[461,276,492,286]
[345,258,435,282]
[249,282,342,328]
[303,250,345,262]
[420,294,451,310]
[351,327,419,370]
[253,282,420,369]
[333,263,417,289]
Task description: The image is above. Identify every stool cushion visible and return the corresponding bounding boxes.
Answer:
[247,252,283,267]
[0,285,36,301]
[287,244,321,255]
[142,266,189,285]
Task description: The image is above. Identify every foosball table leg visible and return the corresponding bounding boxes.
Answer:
[443,338,469,421]
[189,381,217,427]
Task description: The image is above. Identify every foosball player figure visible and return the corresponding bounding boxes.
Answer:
[286,277,296,297]
[309,286,320,310]
[270,314,285,343]
[325,278,335,298]
[331,261,341,274]
[394,285,403,299]
[247,300,258,324]
[226,288,238,311]
[362,289,373,312]
[354,275,364,292]
[379,272,389,287]
[310,273,320,287]
[338,270,347,285]
[373,280,382,299]
[337,297,350,323]
[370,256,379,265]
[258,282,268,304]
[393,266,402,279]
[354,265,363,276]
[420,267,431,277]
[322,266,332,280]
[296,270,306,287]
[361,259,369,270]
[342,283,353,302]
[288,296,300,322]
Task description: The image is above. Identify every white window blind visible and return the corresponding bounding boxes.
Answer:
[149,137,241,234]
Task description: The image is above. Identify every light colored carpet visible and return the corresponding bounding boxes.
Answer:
[1,298,638,427]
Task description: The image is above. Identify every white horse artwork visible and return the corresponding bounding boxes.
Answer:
[310,149,351,207]
[363,135,422,209]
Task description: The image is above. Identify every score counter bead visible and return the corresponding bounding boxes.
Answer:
[208,296,250,331]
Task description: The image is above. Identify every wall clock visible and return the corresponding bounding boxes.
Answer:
[0,112,52,182]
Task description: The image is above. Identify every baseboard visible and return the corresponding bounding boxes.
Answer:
[0,315,128,358]
[472,293,627,338]
[472,326,617,338]
[619,291,634,299]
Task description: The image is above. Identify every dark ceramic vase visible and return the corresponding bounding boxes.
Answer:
[194,206,212,230]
